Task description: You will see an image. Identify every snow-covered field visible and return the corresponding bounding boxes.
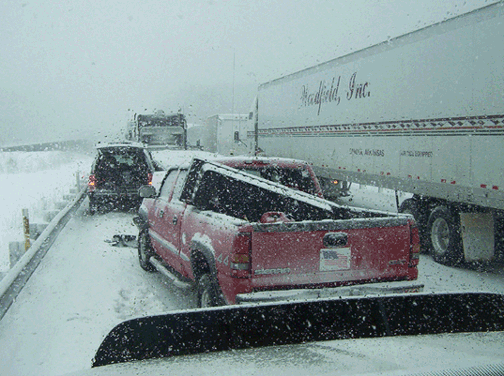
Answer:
[0,151,94,272]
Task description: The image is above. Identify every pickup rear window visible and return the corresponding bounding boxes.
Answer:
[237,166,317,195]
[192,170,339,222]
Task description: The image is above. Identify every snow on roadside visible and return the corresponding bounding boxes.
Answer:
[0,151,94,272]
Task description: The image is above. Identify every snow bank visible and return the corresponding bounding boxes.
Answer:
[0,151,93,272]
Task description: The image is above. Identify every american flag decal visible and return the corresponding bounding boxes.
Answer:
[320,248,351,271]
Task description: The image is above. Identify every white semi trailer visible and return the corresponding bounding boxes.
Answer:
[249,1,504,265]
[204,114,250,155]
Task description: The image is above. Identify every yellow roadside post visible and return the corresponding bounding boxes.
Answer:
[23,208,30,251]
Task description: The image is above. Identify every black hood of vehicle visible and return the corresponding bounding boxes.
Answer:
[93,292,504,368]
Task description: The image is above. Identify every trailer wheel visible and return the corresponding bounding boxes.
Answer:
[138,230,156,272]
[197,274,224,308]
[427,206,463,266]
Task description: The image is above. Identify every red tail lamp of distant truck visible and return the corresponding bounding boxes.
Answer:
[88,175,97,191]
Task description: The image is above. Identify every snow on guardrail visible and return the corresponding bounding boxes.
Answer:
[0,187,87,303]
[0,150,93,271]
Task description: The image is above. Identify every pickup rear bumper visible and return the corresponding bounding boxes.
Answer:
[235,281,424,304]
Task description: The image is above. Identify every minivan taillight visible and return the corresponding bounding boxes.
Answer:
[147,173,153,185]
[408,220,420,267]
[231,232,251,278]
[88,175,97,192]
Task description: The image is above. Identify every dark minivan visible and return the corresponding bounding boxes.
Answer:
[87,142,162,213]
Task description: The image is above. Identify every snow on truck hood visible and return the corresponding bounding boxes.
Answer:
[69,292,504,376]
[66,333,504,376]
[209,155,312,166]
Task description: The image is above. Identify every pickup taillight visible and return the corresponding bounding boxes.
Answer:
[231,232,251,278]
[408,220,420,267]
[88,175,97,192]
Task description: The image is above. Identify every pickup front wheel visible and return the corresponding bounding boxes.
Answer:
[138,230,156,272]
[197,274,224,308]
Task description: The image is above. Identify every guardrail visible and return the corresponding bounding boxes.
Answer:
[0,188,87,321]
[0,139,95,152]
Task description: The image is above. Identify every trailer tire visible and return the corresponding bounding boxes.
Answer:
[138,230,156,272]
[427,206,463,266]
[197,274,224,308]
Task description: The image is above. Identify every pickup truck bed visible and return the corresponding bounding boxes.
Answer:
[136,158,420,306]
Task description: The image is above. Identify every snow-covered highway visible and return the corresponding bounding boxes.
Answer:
[0,203,196,376]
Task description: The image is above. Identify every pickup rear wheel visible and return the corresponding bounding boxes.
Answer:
[427,206,463,266]
[138,230,156,272]
[197,274,224,308]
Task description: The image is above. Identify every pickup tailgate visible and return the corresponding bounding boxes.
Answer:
[249,217,416,289]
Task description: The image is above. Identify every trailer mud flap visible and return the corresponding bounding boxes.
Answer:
[92,292,504,367]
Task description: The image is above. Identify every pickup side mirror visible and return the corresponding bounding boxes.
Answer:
[139,185,157,198]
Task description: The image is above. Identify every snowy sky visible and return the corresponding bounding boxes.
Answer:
[0,0,497,146]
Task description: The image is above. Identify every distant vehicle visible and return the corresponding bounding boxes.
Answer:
[135,158,420,308]
[188,114,249,155]
[126,110,187,149]
[317,175,351,200]
[212,156,324,198]
[87,142,162,213]
[248,2,504,265]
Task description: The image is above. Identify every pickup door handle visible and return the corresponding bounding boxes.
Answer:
[323,232,348,247]
[172,216,178,225]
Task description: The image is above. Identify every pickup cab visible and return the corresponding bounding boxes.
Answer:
[135,158,421,307]
[211,156,324,197]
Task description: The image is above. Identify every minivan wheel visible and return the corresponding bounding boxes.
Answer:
[197,274,224,308]
[427,205,463,266]
[88,197,97,215]
[138,230,156,272]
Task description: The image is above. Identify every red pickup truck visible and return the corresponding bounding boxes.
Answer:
[135,158,421,307]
